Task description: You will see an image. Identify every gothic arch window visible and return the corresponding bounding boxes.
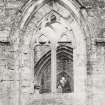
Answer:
[11,0,87,104]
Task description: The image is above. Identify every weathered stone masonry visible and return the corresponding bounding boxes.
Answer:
[0,0,105,105]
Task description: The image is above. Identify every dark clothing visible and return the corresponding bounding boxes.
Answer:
[57,79,71,93]
[62,80,71,93]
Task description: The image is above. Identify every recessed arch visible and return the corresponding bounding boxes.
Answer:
[30,9,76,48]
[19,0,81,30]
[10,0,90,105]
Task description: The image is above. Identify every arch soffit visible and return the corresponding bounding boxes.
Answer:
[30,10,76,47]
[19,0,81,30]
[9,0,91,47]
[10,0,90,46]
[16,0,89,49]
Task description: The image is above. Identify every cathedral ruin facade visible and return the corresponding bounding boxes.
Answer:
[0,0,105,105]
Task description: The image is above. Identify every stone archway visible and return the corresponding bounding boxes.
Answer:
[34,44,73,94]
[10,0,89,105]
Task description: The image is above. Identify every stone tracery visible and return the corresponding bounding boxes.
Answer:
[0,0,105,105]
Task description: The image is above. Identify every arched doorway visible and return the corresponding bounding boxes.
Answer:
[10,0,89,105]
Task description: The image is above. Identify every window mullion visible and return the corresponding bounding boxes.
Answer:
[51,43,57,93]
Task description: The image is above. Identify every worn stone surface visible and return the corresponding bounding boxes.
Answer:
[0,0,105,105]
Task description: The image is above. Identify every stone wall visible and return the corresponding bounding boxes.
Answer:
[0,43,19,105]
[0,0,105,105]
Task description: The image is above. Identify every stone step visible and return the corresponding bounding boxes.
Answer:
[28,94,73,105]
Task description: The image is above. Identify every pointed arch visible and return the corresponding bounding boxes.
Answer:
[10,0,90,105]
[19,0,81,30]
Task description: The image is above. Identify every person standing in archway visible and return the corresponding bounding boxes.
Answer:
[58,76,71,93]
